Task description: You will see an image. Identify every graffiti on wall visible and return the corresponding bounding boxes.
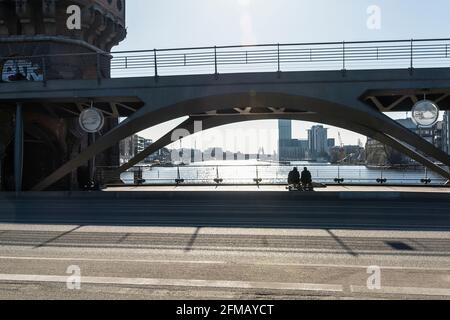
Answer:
[1,59,43,82]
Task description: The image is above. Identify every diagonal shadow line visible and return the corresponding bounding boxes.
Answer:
[117,233,131,244]
[262,236,269,247]
[184,227,201,252]
[326,229,358,257]
[408,238,429,251]
[33,226,83,249]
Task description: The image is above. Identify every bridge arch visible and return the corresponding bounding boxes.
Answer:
[32,91,450,190]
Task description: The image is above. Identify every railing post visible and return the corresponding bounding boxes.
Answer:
[342,41,346,76]
[154,49,158,81]
[377,168,387,184]
[334,165,345,184]
[277,43,281,75]
[214,46,218,78]
[254,166,262,186]
[421,167,431,185]
[175,165,184,185]
[410,39,414,74]
[214,166,223,184]
[139,166,145,185]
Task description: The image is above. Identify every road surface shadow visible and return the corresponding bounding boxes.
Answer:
[1,198,450,231]
[326,229,358,257]
[184,227,201,252]
[33,226,82,249]
[385,241,415,251]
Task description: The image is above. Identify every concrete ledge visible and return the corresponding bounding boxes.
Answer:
[338,192,402,200]
[0,191,449,202]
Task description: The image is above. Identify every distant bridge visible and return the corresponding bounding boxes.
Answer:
[1,38,450,190]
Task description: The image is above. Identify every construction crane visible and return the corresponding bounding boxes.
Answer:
[337,132,346,163]
[338,132,344,149]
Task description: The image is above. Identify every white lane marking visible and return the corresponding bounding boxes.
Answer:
[351,285,450,297]
[0,256,449,271]
[1,225,450,241]
[0,256,225,265]
[3,242,448,257]
[0,274,343,292]
[1,240,449,257]
[0,225,80,232]
[2,222,449,232]
[76,226,450,239]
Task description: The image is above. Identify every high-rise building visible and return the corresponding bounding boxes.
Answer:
[279,139,309,161]
[327,138,336,148]
[0,0,127,190]
[278,120,292,141]
[143,138,154,162]
[132,135,146,155]
[278,121,331,161]
[119,136,134,165]
[120,136,154,165]
[278,120,292,161]
[308,125,328,157]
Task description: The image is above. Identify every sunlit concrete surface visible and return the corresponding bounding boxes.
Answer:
[104,185,450,193]
[0,192,449,299]
[0,223,449,300]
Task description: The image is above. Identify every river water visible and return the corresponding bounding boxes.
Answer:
[119,160,447,185]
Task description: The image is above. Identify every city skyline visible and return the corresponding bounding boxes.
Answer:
[116,0,450,153]
[122,114,449,165]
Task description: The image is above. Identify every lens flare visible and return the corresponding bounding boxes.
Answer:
[237,0,251,7]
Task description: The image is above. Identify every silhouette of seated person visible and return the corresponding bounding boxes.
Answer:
[288,167,301,189]
[301,167,313,191]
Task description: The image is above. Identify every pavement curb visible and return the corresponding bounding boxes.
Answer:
[0,191,449,201]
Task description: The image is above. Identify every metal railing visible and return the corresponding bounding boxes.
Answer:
[110,38,450,77]
[96,164,448,187]
[2,38,450,82]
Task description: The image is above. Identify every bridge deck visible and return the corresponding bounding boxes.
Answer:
[104,185,450,193]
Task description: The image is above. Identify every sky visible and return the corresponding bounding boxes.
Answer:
[115,0,450,154]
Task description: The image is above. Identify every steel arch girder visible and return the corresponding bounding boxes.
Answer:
[32,92,450,191]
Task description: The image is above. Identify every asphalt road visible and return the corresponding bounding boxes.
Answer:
[0,195,449,299]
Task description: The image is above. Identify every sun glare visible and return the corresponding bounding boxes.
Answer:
[237,0,251,7]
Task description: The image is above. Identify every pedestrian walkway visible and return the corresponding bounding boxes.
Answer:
[105,185,450,193]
